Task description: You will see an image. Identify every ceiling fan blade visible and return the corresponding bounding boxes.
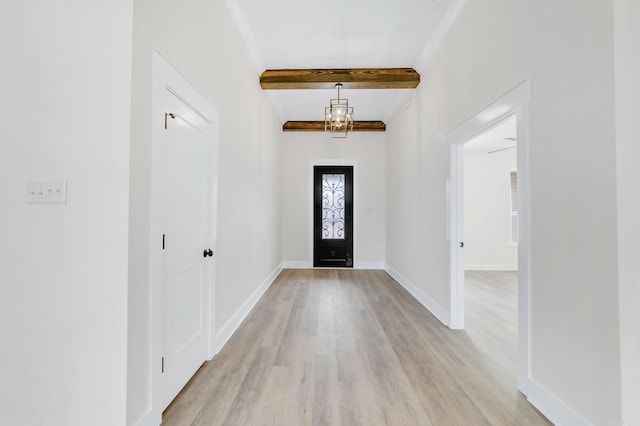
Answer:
[488,145,516,154]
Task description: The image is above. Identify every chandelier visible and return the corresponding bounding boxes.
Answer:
[324,83,354,138]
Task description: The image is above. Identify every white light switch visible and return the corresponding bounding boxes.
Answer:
[26,181,67,204]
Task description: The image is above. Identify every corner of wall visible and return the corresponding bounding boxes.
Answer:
[385,264,449,327]
[522,379,591,426]
[213,264,283,354]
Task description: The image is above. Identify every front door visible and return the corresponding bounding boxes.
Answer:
[313,166,353,267]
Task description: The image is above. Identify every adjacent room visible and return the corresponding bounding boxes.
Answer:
[463,115,520,390]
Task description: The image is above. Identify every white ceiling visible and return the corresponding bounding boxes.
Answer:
[226,0,464,123]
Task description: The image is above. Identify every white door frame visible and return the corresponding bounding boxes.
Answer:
[447,81,531,392]
[148,51,219,424]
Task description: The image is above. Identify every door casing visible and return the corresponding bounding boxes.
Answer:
[447,80,531,394]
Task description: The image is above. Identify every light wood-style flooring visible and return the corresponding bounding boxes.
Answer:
[162,269,550,425]
[465,270,520,385]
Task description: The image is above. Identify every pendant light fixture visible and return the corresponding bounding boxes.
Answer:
[324,83,354,138]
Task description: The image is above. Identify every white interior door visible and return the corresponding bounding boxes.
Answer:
[161,92,213,408]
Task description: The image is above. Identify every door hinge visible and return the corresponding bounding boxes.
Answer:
[162,234,165,250]
[161,357,165,373]
[164,112,175,129]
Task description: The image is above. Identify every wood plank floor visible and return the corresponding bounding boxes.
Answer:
[162,269,550,425]
[465,270,520,385]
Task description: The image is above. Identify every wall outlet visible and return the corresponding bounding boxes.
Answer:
[26,181,67,204]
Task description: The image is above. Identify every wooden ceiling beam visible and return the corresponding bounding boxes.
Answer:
[283,121,386,132]
[261,68,420,90]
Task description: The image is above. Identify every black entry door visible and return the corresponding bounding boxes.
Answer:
[314,166,353,268]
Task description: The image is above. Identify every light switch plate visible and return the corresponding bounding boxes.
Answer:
[26,181,67,204]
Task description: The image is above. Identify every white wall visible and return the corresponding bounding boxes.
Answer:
[385,90,450,309]
[0,2,132,425]
[281,132,385,268]
[464,145,517,270]
[386,1,621,424]
[615,0,640,423]
[127,0,282,423]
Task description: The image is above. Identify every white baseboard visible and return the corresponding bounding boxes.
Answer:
[281,260,385,270]
[355,261,385,270]
[281,260,312,269]
[130,409,156,426]
[384,264,449,327]
[521,378,590,426]
[465,265,518,271]
[212,264,283,354]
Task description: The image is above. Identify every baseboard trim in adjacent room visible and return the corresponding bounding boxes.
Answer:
[465,265,518,271]
[212,264,283,354]
[385,264,449,327]
[521,378,590,426]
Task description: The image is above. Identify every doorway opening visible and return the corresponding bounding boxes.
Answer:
[448,81,531,394]
[463,115,519,380]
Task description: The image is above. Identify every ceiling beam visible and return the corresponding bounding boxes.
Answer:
[283,121,386,132]
[261,68,420,90]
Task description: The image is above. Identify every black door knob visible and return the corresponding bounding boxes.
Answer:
[203,249,213,258]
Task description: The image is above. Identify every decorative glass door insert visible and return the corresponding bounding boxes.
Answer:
[321,173,346,240]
